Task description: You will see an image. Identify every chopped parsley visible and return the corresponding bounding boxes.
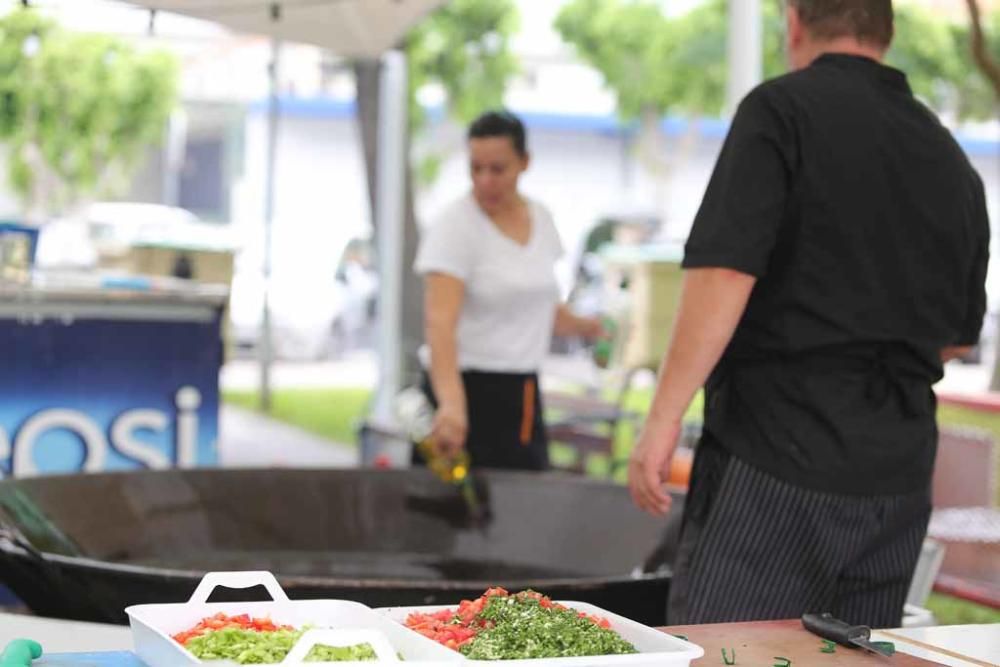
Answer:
[459,593,638,660]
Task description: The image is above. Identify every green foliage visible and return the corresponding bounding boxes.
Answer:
[555,0,674,118]
[888,7,1000,121]
[888,6,965,112]
[654,0,788,116]
[557,0,998,121]
[405,0,519,132]
[0,10,55,137]
[927,592,1000,625]
[556,0,786,118]
[0,9,178,216]
[951,11,1000,121]
[415,153,444,188]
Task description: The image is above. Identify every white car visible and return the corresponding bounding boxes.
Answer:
[35,202,237,271]
[228,236,376,361]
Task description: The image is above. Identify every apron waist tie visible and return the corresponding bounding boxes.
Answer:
[520,377,536,446]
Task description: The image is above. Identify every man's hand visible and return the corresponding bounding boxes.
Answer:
[432,402,468,458]
[941,345,974,363]
[628,418,681,516]
[626,268,754,516]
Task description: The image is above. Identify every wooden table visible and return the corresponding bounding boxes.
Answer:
[663,620,962,666]
[4,614,995,666]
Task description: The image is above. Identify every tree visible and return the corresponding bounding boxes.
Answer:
[406,0,519,131]
[556,0,997,122]
[964,0,1000,98]
[953,4,1000,120]
[888,6,965,111]
[882,6,1000,121]
[0,9,178,221]
[555,0,786,233]
[556,0,786,121]
[555,0,997,228]
[554,0,675,120]
[354,0,519,387]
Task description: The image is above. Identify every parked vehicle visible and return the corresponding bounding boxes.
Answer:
[228,235,377,361]
[34,202,237,275]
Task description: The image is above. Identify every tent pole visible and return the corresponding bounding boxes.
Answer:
[259,30,282,413]
[371,50,407,428]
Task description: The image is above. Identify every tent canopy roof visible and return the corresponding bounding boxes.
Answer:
[123,0,445,56]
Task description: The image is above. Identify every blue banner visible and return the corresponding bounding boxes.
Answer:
[1,315,221,477]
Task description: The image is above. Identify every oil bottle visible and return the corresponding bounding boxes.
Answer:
[394,387,472,484]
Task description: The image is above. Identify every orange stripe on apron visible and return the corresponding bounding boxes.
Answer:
[520,377,536,446]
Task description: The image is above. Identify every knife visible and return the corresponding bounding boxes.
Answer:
[802,613,894,658]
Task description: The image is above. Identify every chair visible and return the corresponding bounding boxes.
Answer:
[544,367,647,476]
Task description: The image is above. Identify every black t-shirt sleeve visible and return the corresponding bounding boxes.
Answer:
[956,172,991,346]
[683,86,794,277]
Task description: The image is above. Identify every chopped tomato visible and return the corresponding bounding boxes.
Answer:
[456,597,487,623]
[404,611,477,648]
[171,613,294,645]
[577,612,612,629]
[403,587,616,652]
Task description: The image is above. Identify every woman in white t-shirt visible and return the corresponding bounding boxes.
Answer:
[414,110,604,470]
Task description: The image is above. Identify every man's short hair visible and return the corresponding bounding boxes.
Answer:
[788,0,894,49]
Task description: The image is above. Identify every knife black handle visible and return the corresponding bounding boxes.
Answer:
[802,612,872,648]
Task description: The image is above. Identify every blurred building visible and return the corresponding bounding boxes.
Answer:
[0,0,997,303]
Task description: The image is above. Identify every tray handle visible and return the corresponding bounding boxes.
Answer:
[282,629,399,664]
[187,570,290,604]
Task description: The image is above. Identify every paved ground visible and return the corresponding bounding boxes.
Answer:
[218,404,357,468]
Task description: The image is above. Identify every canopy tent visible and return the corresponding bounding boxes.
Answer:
[120,0,442,57]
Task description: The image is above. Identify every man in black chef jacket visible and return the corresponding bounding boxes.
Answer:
[628,0,991,627]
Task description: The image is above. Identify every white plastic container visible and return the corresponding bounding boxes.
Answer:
[125,571,463,666]
[377,602,704,667]
[902,604,937,628]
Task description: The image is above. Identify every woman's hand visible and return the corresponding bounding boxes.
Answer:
[424,272,468,459]
[432,402,468,459]
[579,316,610,341]
[554,305,610,340]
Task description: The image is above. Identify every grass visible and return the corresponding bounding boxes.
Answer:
[938,404,1000,442]
[926,593,1000,625]
[221,387,1000,498]
[223,388,372,445]
[222,385,1000,626]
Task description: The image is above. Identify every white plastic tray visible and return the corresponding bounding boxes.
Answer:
[377,602,704,667]
[125,571,462,666]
